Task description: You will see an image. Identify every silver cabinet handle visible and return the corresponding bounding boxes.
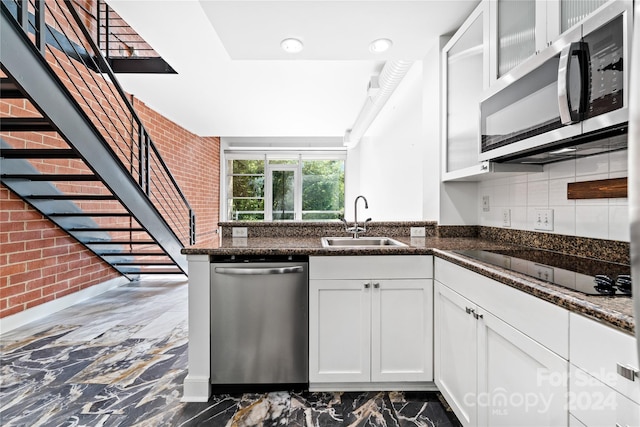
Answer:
[617,363,639,382]
[364,282,370,289]
[465,307,474,315]
[373,282,380,289]
[214,266,304,275]
[473,312,484,320]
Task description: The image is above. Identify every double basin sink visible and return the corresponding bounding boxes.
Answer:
[321,236,407,248]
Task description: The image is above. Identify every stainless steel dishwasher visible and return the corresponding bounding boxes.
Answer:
[210,255,308,386]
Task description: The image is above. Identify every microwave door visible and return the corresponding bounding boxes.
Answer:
[580,3,630,134]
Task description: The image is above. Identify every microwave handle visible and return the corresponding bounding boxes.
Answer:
[558,42,589,125]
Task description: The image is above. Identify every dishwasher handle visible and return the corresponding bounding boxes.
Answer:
[214,266,305,275]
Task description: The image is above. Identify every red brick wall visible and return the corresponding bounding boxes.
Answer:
[0,188,122,318]
[133,99,220,243]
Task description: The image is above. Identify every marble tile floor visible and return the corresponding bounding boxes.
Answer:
[0,277,460,426]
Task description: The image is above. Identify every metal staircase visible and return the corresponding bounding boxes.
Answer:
[0,0,193,278]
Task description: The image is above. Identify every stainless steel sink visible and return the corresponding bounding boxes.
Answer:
[321,236,407,248]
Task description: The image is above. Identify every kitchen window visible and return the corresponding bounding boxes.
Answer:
[225,153,345,221]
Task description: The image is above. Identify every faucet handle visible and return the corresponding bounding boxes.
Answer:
[363,218,372,232]
[339,217,349,231]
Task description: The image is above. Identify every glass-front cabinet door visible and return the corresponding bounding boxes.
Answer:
[490,0,610,81]
[442,1,489,179]
[560,0,608,33]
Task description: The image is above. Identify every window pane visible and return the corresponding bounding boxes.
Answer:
[230,159,264,175]
[271,170,295,220]
[269,159,298,165]
[229,198,264,221]
[229,175,264,198]
[302,160,344,220]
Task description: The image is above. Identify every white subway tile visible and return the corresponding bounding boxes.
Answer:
[547,158,576,179]
[527,169,549,182]
[509,182,528,207]
[575,205,608,239]
[511,207,528,230]
[609,206,629,241]
[549,177,575,206]
[493,184,509,206]
[576,153,609,176]
[527,180,549,207]
[551,206,576,236]
[609,149,628,173]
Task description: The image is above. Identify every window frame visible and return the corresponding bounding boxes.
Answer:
[222,150,346,222]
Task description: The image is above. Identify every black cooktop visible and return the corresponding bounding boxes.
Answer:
[454,249,631,296]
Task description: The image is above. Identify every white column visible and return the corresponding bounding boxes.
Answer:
[182,254,211,402]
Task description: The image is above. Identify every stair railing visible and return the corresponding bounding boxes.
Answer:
[2,0,195,246]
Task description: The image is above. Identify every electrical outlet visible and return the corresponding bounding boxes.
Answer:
[232,227,248,237]
[502,208,511,227]
[410,227,426,237]
[534,209,554,231]
[531,263,554,282]
[482,196,490,212]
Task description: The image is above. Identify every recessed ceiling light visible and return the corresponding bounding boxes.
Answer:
[281,38,304,53]
[369,38,393,53]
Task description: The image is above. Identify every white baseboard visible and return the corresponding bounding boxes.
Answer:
[0,276,129,335]
[182,375,211,402]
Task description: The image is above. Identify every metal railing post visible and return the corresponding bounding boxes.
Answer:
[138,127,146,193]
[104,0,110,60]
[18,0,28,32]
[96,0,101,53]
[190,210,196,245]
[34,0,45,54]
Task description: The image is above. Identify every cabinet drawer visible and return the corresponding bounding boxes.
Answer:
[569,313,639,404]
[569,365,640,427]
[309,256,432,280]
[435,257,569,358]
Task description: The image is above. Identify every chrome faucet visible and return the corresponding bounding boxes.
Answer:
[340,195,371,238]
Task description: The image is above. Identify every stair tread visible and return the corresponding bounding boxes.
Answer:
[84,240,157,244]
[1,173,99,181]
[68,227,145,232]
[26,194,116,200]
[0,78,24,99]
[0,117,55,132]
[48,212,132,217]
[1,149,79,159]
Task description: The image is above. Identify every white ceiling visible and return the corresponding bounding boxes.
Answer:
[107,0,479,139]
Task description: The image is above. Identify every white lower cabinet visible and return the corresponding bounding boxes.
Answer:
[435,258,569,427]
[568,313,640,427]
[309,256,433,388]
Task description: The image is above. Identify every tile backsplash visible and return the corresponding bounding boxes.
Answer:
[478,150,629,242]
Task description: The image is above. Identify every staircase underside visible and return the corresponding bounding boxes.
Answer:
[1,8,188,278]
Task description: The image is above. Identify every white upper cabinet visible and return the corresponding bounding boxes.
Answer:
[489,0,609,82]
[441,1,489,180]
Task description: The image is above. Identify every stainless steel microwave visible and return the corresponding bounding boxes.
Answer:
[479,0,632,164]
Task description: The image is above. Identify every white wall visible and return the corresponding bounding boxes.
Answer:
[478,151,629,241]
[346,61,435,221]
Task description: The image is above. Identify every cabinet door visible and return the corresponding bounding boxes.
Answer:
[434,282,478,427]
[442,1,489,178]
[371,279,433,382]
[309,279,370,383]
[477,309,568,427]
[491,0,538,79]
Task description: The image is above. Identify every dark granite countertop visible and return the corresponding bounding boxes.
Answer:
[183,236,634,334]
